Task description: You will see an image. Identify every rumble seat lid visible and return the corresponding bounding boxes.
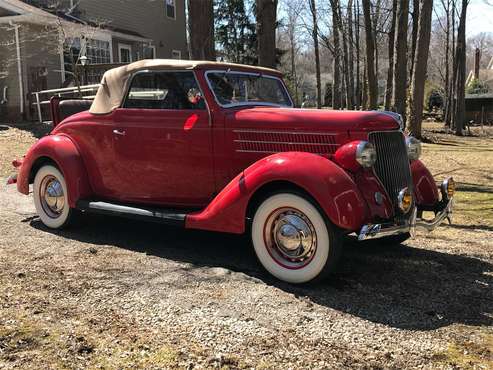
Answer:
[89,59,281,115]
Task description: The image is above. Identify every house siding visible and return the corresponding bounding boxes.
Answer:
[0,22,62,121]
[77,0,188,60]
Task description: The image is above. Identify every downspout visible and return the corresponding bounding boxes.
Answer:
[10,21,24,116]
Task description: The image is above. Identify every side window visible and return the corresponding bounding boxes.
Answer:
[123,72,206,110]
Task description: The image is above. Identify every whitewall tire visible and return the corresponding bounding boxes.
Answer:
[33,165,73,229]
[251,193,342,284]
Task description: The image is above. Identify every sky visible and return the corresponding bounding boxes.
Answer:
[467,0,493,36]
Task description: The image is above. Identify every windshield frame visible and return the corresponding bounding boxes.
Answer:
[204,70,294,109]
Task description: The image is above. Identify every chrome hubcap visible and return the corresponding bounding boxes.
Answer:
[264,208,317,268]
[40,175,65,218]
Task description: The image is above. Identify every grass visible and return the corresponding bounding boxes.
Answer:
[420,123,493,228]
[434,328,493,369]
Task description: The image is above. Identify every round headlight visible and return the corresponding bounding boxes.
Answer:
[406,136,422,160]
[356,141,377,168]
[441,177,456,199]
[397,187,413,214]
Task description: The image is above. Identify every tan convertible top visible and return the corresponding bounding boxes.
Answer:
[89,59,281,114]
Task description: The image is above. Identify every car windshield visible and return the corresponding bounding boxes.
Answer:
[206,72,293,107]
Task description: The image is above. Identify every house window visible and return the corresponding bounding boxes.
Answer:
[165,0,175,19]
[63,37,112,81]
[143,45,156,59]
[119,43,132,63]
[86,39,111,64]
[171,50,181,60]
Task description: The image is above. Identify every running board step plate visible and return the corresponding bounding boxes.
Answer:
[76,200,186,226]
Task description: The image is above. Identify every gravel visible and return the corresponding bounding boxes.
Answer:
[0,124,492,369]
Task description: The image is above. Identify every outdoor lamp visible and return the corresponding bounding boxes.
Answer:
[80,55,88,66]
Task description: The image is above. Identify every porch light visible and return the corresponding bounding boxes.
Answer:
[80,55,88,66]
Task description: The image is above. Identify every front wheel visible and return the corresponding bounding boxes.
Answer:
[251,193,342,284]
[33,165,74,229]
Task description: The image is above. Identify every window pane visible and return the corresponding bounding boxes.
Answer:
[207,72,292,107]
[166,0,175,18]
[124,72,205,110]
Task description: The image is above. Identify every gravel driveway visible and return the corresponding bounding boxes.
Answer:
[0,124,492,369]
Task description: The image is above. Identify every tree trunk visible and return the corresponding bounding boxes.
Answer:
[256,0,278,68]
[454,0,468,136]
[332,0,352,109]
[330,0,342,109]
[355,0,361,109]
[384,0,397,110]
[409,0,420,80]
[408,0,434,139]
[443,0,451,125]
[392,0,410,120]
[309,0,322,108]
[362,0,378,109]
[187,0,215,60]
[373,0,381,96]
[347,0,355,109]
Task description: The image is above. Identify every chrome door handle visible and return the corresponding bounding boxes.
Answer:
[113,129,126,136]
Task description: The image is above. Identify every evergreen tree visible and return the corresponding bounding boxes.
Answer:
[215,0,257,64]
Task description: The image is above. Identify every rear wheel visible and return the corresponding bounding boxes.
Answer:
[251,192,342,284]
[33,165,74,229]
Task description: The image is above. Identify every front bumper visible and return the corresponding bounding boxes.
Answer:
[358,197,454,241]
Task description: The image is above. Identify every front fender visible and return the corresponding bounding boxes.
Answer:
[17,134,92,207]
[186,152,368,234]
[411,160,439,206]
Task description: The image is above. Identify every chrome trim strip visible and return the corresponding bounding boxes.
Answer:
[234,139,338,146]
[236,149,326,155]
[233,129,337,136]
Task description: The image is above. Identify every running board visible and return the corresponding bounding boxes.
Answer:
[76,200,187,227]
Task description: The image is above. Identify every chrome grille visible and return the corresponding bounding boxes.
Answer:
[369,131,412,208]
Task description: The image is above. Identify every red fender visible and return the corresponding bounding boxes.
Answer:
[17,135,92,207]
[411,160,440,206]
[186,152,368,234]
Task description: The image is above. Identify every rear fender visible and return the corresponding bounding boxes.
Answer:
[17,135,92,207]
[411,160,439,206]
[186,152,368,234]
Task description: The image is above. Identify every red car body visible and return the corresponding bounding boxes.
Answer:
[14,62,450,235]
[11,60,455,283]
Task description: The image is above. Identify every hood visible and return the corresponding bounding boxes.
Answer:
[229,107,401,132]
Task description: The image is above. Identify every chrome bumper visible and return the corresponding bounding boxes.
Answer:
[358,197,454,241]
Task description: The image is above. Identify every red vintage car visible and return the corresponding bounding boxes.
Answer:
[8,60,455,283]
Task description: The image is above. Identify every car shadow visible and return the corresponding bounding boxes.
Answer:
[28,213,493,331]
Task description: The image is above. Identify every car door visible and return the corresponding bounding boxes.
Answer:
[108,71,215,207]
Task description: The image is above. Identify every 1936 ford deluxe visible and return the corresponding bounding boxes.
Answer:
[8,60,455,283]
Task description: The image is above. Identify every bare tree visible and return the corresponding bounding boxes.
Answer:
[256,0,278,68]
[384,0,397,110]
[281,0,303,105]
[188,0,216,61]
[330,0,343,109]
[408,0,434,138]
[308,0,322,108]
[392,0,410,120]
[362,0,378,109]
[453,0,469,136]
[409,0,420,79]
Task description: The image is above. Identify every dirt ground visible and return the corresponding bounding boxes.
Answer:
[0,122,492,369]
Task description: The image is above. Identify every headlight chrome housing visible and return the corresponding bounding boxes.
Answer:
[441,177,456,200]
[406,136,422,160]
[356,141,377,168]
